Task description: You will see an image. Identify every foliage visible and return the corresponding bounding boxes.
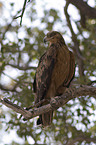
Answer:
[0,0,96,144]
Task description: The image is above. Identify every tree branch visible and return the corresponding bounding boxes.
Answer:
[0,84,17,92]
[68,0,96,28]
[67,136,96,145]
[5,63,36,70]
[64,2,85,78]
[68,0,96,19]
[15,0,31,25]
[0,85,96,121]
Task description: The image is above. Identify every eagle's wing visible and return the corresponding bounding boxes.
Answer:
[56,50,75,95]
[33,52,46,93]
[34,45,57,104]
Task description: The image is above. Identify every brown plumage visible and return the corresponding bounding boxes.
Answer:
[33,31,75,127]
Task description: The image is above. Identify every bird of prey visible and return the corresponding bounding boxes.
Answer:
[33,31,75,127]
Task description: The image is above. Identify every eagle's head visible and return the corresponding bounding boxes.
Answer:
[43,31,65,46]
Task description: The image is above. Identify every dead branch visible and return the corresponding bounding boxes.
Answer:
[0,85,96,121]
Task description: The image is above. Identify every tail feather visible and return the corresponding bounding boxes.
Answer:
[37,111,53,127]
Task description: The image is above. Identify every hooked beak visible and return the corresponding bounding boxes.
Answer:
[43,36,53,44]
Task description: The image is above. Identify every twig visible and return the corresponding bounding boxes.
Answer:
[1,10,21,58]
[1,10,21,41]
[5,63,36,70]
[2,72,18,83]
[0,84,17,92]
[26,99,48,110]
[14,0,29,25]
[20,0,27,25]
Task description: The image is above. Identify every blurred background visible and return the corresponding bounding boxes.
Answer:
[0,0,96,144]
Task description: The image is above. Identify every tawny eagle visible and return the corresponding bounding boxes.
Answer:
[33,31,75,127]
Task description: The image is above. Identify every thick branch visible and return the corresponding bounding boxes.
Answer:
[64,2,85,78]
[68,0,96,19]
[68,0,96,28]
[0,85,96,120]
[0,98,32,119]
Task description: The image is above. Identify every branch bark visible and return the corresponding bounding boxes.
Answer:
[0,85,96,120]
[68,0,96,19]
